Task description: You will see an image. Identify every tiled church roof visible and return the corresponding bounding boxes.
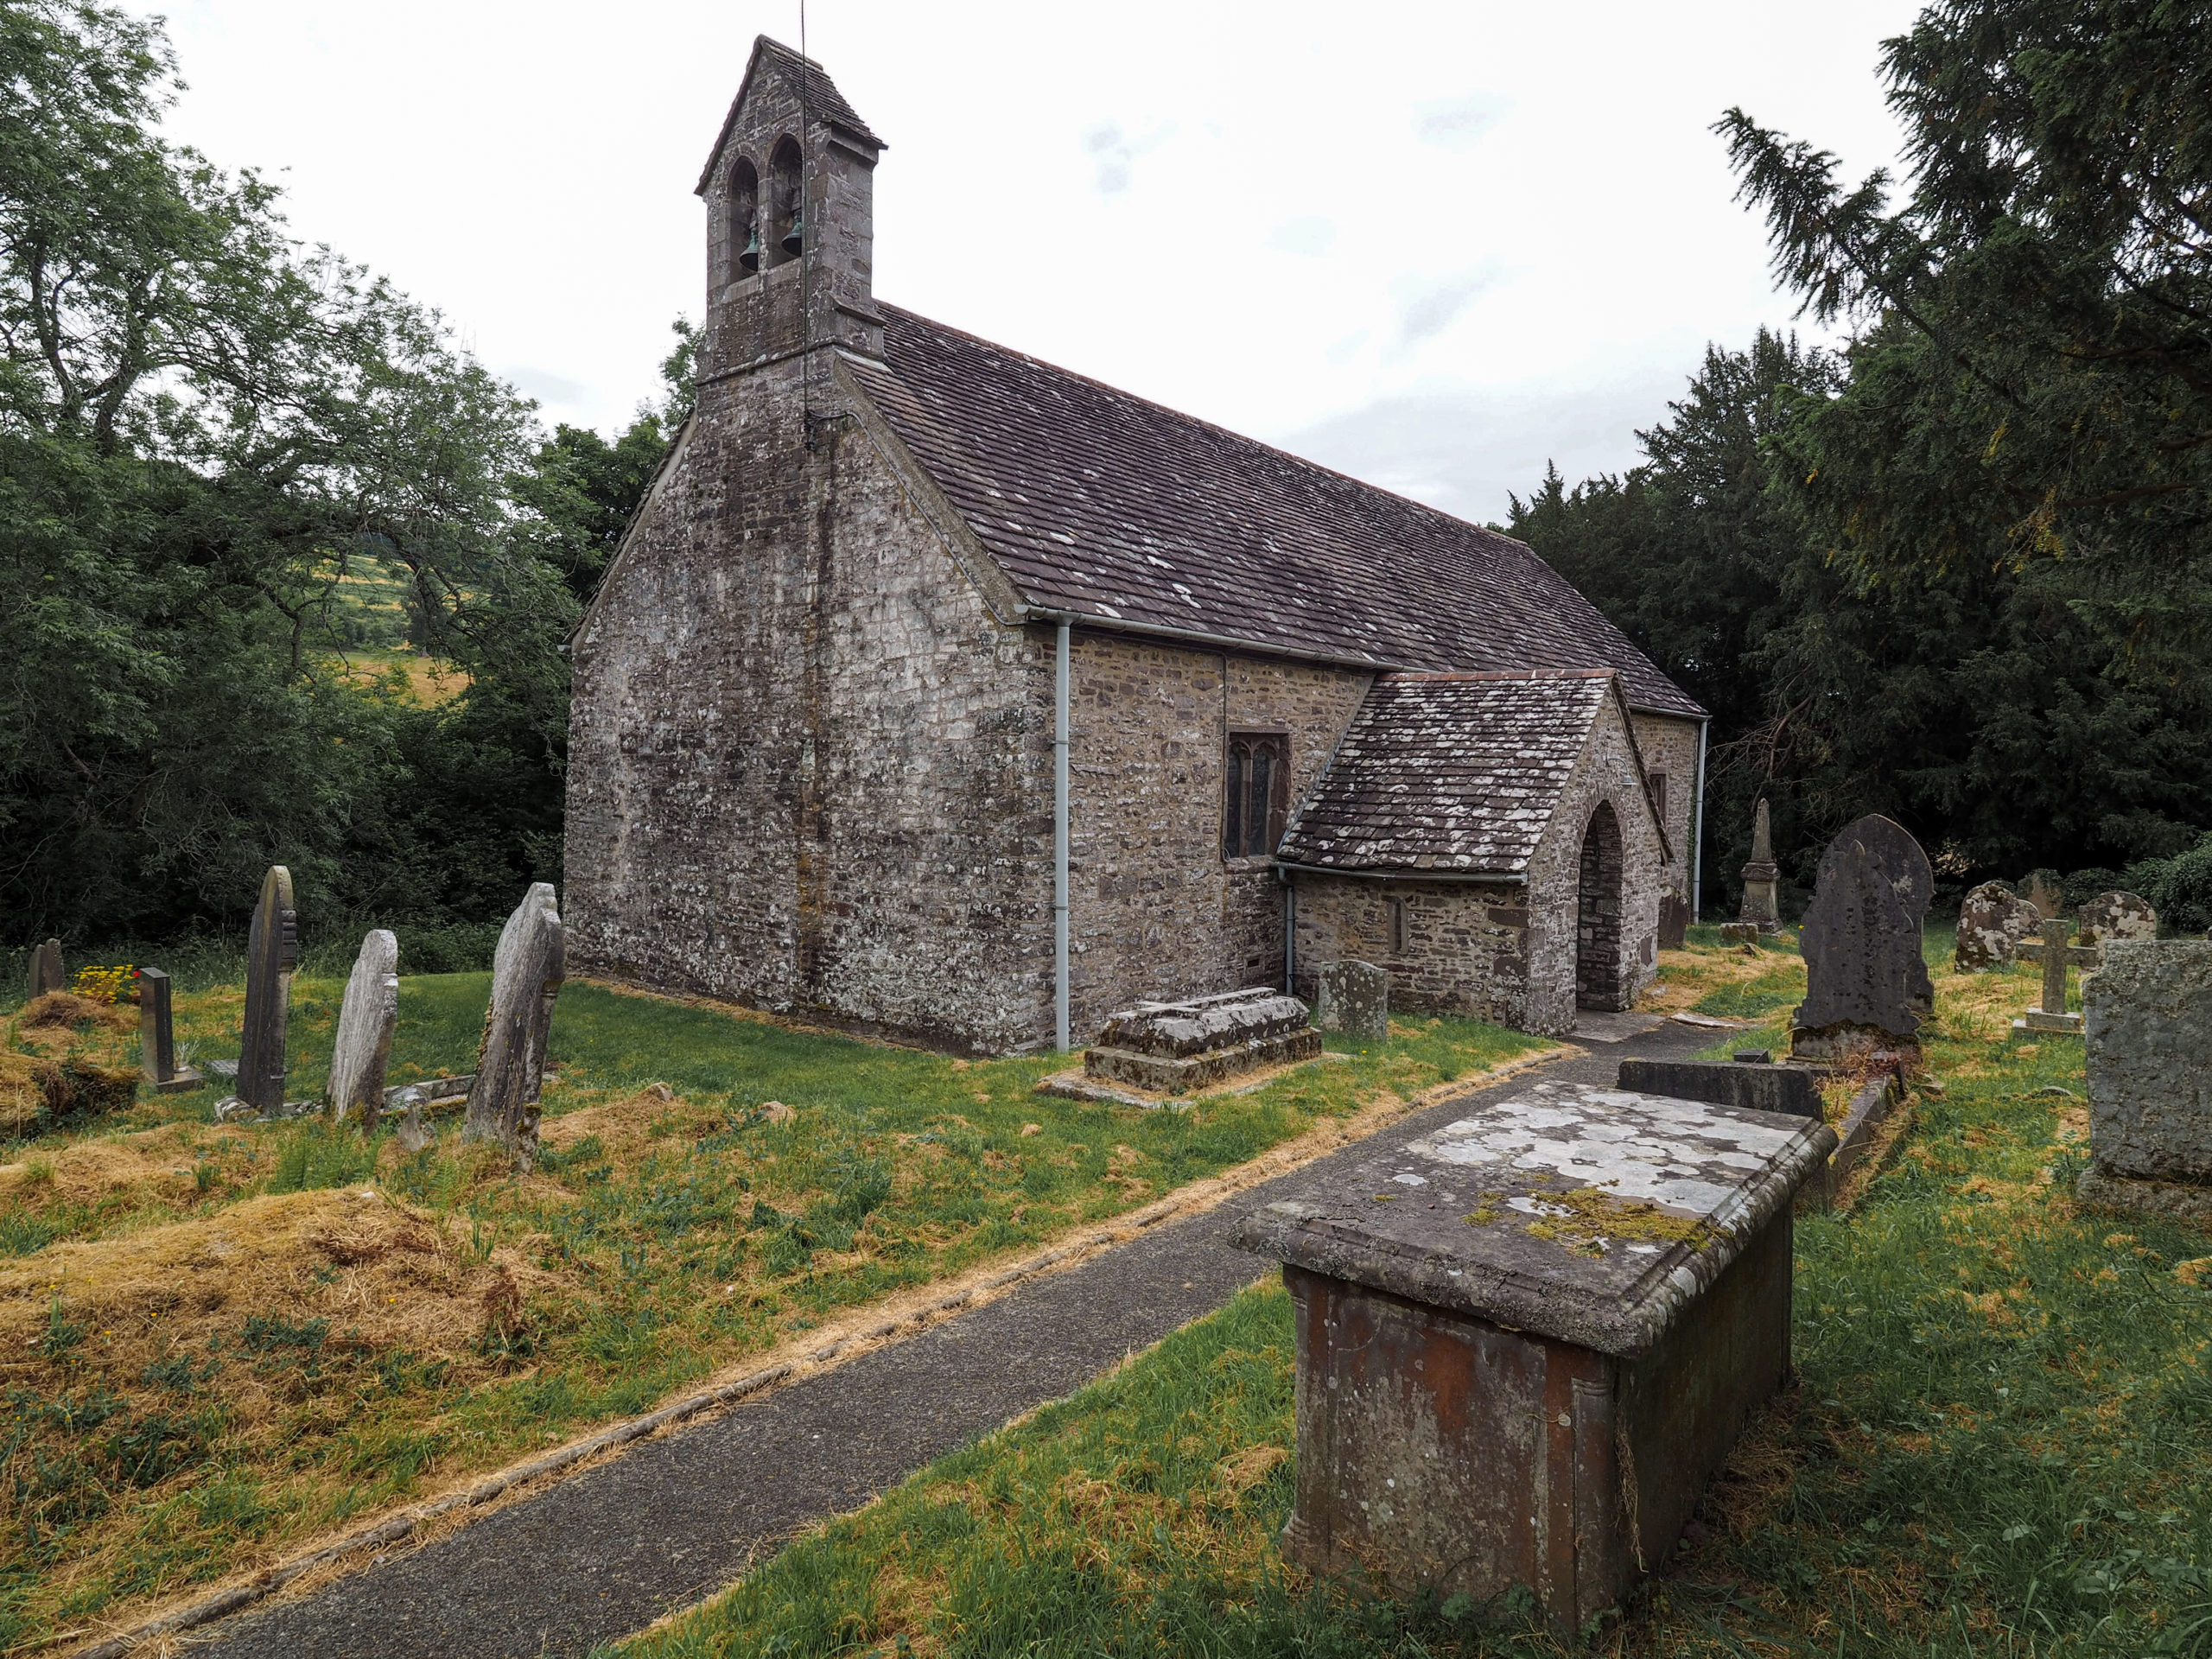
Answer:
[850,308,1704,720]
[1276,671,1644,876]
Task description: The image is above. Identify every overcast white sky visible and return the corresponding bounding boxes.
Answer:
[137,1,1922,524]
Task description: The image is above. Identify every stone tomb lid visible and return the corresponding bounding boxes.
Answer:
[1228,1080,1837,1357]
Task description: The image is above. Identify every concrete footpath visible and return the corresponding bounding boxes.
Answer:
[184,1020,1711,1658]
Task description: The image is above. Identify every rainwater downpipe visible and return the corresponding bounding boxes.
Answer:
[1690,718,1709,923]
[1054,621,1071,1052]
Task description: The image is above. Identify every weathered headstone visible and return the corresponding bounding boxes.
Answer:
[1617,1056,1822,1121]
[26,939,63,1001]
[327,930,399,1129]
[236,867,298,1114]
[1790,815,1934,1060]
[2078,941,2212,1221]
[1657,893,1689,950]
[1718,921,1761,946]
[2014,918,2097,1039]
[1738,798,1781,932]
[464,884,564,1164]
[2078,891,2157,947]
[1313,961,1389,1042]
[2020,869,2063,922]
[1955,880,2039,972]
[1083,987,1319,1094]
[137,968,201,1094]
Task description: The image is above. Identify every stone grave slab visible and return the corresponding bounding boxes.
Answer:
[1790,815,1933,1060]
[1955,880,2038,972]
[1738,798,1781,931]
[1718,921,1760,946]
[1313,961,1389,1043]
[2014,918,2096,1039]
[2078,891,2157,947]
[464,884,564,1163]
[237,866,298,1114]
[1083,987,1319,1094]
[2077,941,2212,1218]
[327,930,400,1128]
[1229,1080,1834,1628]
[1617,1056,1822,1121]
[137,968,200,1094]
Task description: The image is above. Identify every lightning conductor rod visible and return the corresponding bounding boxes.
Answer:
[1054,620,1072,1051]
[1691,716,1709,923]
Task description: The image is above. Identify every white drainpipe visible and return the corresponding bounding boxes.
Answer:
[1691,718,1709,922]
[1055,621,1071,1051]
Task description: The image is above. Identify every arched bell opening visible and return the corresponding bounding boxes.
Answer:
[1575,801,1626,1012]
[729,158,761,277]
[767,137,804,266]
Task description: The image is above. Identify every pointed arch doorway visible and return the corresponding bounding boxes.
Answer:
[1576,802,1625,1012]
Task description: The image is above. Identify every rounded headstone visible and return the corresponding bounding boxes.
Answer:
[1955,880,2038,971]
[327,930,400,1128]
[1793,815,1935,1052]
[2078,891,2157,947]
[464,884,565,1164]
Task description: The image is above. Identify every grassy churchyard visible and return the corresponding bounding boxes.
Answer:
[605,929,2212,1659]
[0,967,1544,1650]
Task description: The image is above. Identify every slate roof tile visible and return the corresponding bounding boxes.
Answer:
[1277,671,1624,876]
[851,308,1703,720]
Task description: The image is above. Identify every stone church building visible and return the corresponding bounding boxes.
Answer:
[567,39,1707,1053]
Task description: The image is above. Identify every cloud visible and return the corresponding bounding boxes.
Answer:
[1266,215,1338,256]
[1399,274,1494,344]
[1412,95,1500,149]
[1273,372,1683,524]
[505,365,591,407]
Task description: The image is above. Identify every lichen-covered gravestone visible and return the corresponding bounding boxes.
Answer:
[464,884,564,1165]
[1955,880,2039,971]
[1738,798,1781,932]
[2021,870,2064,922]
[236,867,298,1114]
[2079,941,2212,1222]
[2078,891,2157,947]
[1790,815,1934,1060]
[26,939,62,1001]
[1314,960,1389,1042]
[327,930,399,1129]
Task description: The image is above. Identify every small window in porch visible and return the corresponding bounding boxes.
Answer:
[1223,732,1289,860]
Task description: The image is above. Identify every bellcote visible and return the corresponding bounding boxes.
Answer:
[697,38,887,370]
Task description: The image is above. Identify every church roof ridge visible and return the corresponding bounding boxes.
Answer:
[696,36,884,197]
[849,306,1706,721]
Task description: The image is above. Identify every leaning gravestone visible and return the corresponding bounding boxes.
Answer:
[2079,891,2158,947]
[327,930,400,1129]
[1738,799,1782,932]
[2079,941,2212,1222]
[236,867,299,1115]
[1955,880,2039,972]
[1790,815,1934,1060]
[464,885,564,1165]
[1313,960,1389,1042]
[26,939,63,1001]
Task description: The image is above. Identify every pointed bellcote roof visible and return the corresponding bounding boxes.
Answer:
[696,35,886,195]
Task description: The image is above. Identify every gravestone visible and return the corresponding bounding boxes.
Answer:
[1738,799,1781,932]
[1313,961,1389,1042]
[1617,1056,1822,1121]
[2014,918,2097,1039]
[1085,987,1319,1094]
[327,930,400,1129]
[26,939,63,1001]
[1790,815,1934,1060]
[1657,893,1689,950]
[464,884,564,1164]
[2021,869,2063,922]
[1229,1079,1835,1629]
[1955,880,2038,971]
[2079,891,2157,947]
[2078,941,2212,1221]
[137,968,201,1094]
[1719,922,1760,946]
[236,866,298,1114]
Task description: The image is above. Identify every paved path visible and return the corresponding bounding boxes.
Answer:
[187,1021,1713,1658]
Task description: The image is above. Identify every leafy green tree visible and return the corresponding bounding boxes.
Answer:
[0,0,573,939]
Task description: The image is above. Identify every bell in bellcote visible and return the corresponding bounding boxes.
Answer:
[780,206,804,257]
[738,220,761,274]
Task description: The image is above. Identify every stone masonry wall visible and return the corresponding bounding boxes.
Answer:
[567,354,1057,1054]
[1065,637,1372,1038]
[1629,712,1700,906]
[1290,877,1535,1029]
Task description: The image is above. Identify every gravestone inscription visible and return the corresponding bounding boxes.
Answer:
[26,939,62,1001]
[327,930,400,1129]
[2079,891,2157,947]
[1738,798,1781,932]
[1790,815,1934,1059]
[1955,880,2038,972]
[236,867,298,1115]
[2078,941,2212,1221]
[464,884,564,1165]
[1313,960,1389,1043]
